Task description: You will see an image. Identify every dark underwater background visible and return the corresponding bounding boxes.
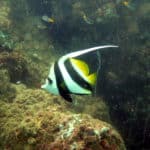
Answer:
[0,0,149,149]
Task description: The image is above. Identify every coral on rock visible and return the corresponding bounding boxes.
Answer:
[0,1,11,29]
[0,49,42,87]
[0,85,126,150]
[0,69,16,102]
[0,0,149,149]
[0,31,15,51]
[71,95,111,122]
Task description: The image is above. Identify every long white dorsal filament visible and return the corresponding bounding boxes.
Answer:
[62,45,118,61]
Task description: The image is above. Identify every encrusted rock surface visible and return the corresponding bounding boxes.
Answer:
[0,84,126,150]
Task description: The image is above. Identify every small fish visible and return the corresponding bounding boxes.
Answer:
[122,1,134,10]
[42,15,55,23]
[82,13,94,25]
[123,1,129,6]
[16,81,21,84]
[41,45,118,102]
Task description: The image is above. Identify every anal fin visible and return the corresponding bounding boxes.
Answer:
[61,92,72,102]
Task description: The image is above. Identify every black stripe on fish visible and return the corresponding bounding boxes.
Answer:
[47,77,53,84]
[64,59,93,92]
[54,61,72,102]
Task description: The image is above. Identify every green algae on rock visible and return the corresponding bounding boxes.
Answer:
[0,0,149,149]
[0,49,42,87]
[0,69,16,102]
[71,95,111,122]
[0,1,11,29]
[0,85,126,150]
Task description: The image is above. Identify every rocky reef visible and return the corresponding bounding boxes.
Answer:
[0,84,125,149]
[0,0,149,149]
[0,69,16,102]
[0,1,11,30]
[0,49,42,88]
[0,46,124,149]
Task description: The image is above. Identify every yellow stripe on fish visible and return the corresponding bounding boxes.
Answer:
[70,58,89,76]
[70,58,97,86]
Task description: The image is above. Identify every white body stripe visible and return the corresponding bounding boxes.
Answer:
[41,63,59,95]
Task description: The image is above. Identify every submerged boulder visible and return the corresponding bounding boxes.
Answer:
[0,85,126,150]
[0,50,42,87]
[0,1,11,29]
[0,69,16,102]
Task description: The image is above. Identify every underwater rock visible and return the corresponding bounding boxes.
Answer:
[0,69,16,102]
[0,0,148,149]
[25,0,121,49]
[0,1,11,29]
[71,95,110,122]
[0,31,14,50]
[95,2,119,24]
[0,50,42,87]
[12,15,51,52]
[98,42,150,149]
[137,1,150,17]
[0,85,126,150]
[124,16,139,34]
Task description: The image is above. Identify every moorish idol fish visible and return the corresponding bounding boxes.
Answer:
[41,45,118,102]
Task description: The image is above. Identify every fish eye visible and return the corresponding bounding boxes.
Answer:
[47,77,53,84]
